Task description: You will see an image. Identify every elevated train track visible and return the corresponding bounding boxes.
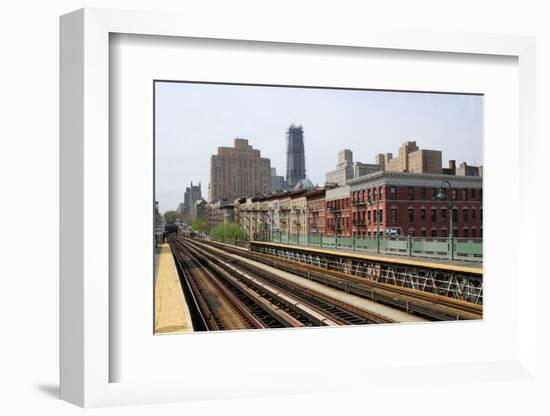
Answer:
[198,239,482,321]
[249,241,483,306]
[170,237,397,331]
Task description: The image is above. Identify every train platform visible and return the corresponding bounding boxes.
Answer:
[154,243,194,334]
[250,240,482,274]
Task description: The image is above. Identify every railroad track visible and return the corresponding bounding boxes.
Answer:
[173,237,395,329]
[169,238,267,330]
[194,238,482,321]
[181,238,393,325]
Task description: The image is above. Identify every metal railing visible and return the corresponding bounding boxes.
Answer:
[267,231,482,263]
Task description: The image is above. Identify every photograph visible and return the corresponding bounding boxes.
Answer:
[153,81,483,334]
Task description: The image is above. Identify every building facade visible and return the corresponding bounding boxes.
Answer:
[325,185,352,237]
[286,124,306,188]
[270,167,287,192]
[456,161,483,177]
[194,199,207,221]
[289,190,308,238]
[348,171,483,238]
[386,141,443,174]
[207,200,235,229]
[278,194,292,237]
[208,138,271,203]
[326,149,382,186]
[180,181,202,220]
[306,189,326,235]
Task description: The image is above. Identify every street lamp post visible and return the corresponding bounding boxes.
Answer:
[437,180,454,261]
[367,198,380,253]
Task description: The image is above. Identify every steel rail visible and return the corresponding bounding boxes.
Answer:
[168,239,209,331]
[177,238,331,327]
[181,238,394,325]
[170,238,265,330]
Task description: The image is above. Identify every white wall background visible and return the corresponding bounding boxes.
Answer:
[1,0,548,414]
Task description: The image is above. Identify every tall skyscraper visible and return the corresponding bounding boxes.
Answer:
[286,124,306,188]
[208,138,271,202]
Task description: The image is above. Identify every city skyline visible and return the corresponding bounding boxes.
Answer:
[155,82,483,213]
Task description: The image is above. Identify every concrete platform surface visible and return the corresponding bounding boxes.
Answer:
[154,244,194,334]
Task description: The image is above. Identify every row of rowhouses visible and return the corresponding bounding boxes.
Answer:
[206,170,483,241]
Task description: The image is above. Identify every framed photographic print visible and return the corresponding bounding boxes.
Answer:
[60,8,538,408]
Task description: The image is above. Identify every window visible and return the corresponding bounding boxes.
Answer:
[421,230,427,237]
[367,210,371,223]
[463,228,469,238]
[462,189,467,201]
[472,209,476,220]
[463,208,468,222]
[480,189,483,201]
[480,208,483,224]
[431,229,437,237]
[451,189,457,200]
[431,208,436,222]
[452,208,458,222]
[453,228,458,237]
[373,209,377,224]
[379,209,383,224]
[372,188,376,201]
[441,208,447,221]
[431,188,436,200]
[379,187,383,200]
[480,228,483,238]
[420,208,426,220]
[421,188,426,199]
[471,229,476,238]
[390,186,397,200]
[470,189,476,199]
[367,189,371,201]
[440,229,447,237]
[408,208,414,223]
[407,187,414,200]
[391,208,398,224]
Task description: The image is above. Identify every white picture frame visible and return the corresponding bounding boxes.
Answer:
[60,8,539,408]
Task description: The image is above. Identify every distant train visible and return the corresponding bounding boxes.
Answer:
[164,223,180,235]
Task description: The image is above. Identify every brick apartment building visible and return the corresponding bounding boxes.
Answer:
[306,188,327,235]
[208,138,271,203]
[325,185,353,237]
[348,171,483,238]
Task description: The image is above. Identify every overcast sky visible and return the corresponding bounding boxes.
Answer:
[155,82,483,213]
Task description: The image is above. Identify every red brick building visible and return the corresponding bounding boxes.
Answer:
[348,171,483,238]
[306,189,327,235]
[325,185,353,236]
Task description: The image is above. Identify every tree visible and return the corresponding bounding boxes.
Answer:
[191,218,209,233]
[163,210,183,224]
[209,223,248,244]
